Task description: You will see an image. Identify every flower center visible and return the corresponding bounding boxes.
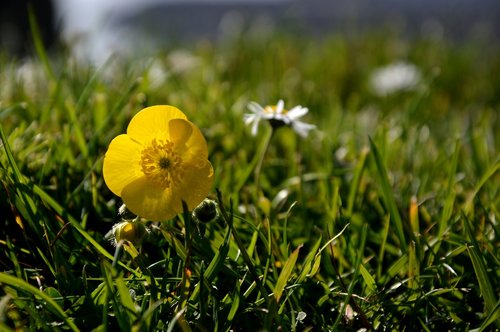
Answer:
[264,105,288,114]
[140,139,183,188]
[159,157,170,169]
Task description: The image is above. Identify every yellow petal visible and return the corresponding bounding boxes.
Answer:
[172,160,214,210]
[103,134,143,196]
[169,118,193,146]
[127,105,187,144]
[121,177,178,221]
[180,120,209,163]
[121,160,214,221]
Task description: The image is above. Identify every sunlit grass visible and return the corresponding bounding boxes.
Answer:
[0,30,499,331]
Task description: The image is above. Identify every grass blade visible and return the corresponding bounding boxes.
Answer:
[115,276,138,322]
[203,226,231,281]
[31,184,137,275]
[217,189,268,298]
[369,137,406,252]
[101,263,130,331]
[464,212,499,329]
[273,244,302,303]
[0,125,24,185]
[478,299,500,332]
[296,235,322,283]
[359,264,377,295]
[28,5,54,81]
[464,161,500,215]
[438,140,460,237]
[190,226,231,301]
[346,146,369,217]
[223,282,241,331]
[0,272,79,332]
[466,243,499,329]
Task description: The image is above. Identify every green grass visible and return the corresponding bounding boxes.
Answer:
[1,28,499,331]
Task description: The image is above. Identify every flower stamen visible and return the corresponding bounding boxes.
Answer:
[140,139,183,188]
[264,105,288,114]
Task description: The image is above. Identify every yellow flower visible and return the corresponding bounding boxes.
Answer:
[103,105,214,221]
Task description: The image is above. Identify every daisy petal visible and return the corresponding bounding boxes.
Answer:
[276,100,284,114]
[287,106,308,120]
[244,114,256,125]
[292,121,316,138]
[247,102,265,114]
[251,117,261,135]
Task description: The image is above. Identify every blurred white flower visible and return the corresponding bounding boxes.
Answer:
[168,49,200,74]
[244,100,316,137]
[370,61,422,96]
[15,60,46,96]
[145,58,168,89]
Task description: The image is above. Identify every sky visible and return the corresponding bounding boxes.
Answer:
[52,0,500,64]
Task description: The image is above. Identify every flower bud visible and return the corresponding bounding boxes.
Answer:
[112,221,147,246]
[192,199,218,223]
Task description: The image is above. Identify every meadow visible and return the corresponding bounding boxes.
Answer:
[0,28,499,331]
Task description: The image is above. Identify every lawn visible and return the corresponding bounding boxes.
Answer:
[0,28,499,331]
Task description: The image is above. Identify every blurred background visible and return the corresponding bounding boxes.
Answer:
[2,0,499,63]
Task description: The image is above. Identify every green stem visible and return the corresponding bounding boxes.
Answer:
[254,127,274,201]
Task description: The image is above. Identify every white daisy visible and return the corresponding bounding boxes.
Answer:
[244,100,316,138]
[370,61,422,96]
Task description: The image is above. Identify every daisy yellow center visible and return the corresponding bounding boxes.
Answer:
[265,105,288,114]
[140,138,183,188]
